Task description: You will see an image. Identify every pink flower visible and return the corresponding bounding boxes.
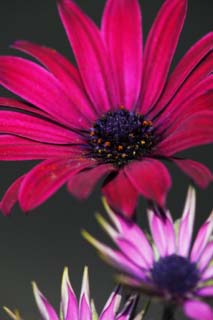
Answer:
[0,0,212,217]
[84,187,213,320]
[4,267,140,320]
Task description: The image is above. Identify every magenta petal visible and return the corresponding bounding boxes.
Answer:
[0,56,90,129]
[0,110,82,144]
[174,159,212,189]
[140,0,187,113]
[0,135,80,161]
[157,111,213,156]
[58,0,118,113]
[102,169,138,218]
[196,287,213,297]
[79,267,92,320]
[18,158,91,212]
[177,187,195,257]
[61,268,78,320]
[101,0,142,110]
[99,287,121,320]
[0,175,25,216]
[183,300,213,320]
[125,159,171,207]
[198,241,213,272]
[151,32,213,118]
[67,164,114,200]
[202,266,213,281]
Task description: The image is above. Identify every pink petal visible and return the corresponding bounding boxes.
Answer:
[148,209,175,257]
[198,241,213,271]
[12,40,97,120]
[0,175,25,216]
[151,32,213,119]
[0,135,80,161]
[0,110,82,144]
[33,283,59,320]
[183,300,213,320]
[156,111,213,156]
[177,186,196,257]
[61,268,78,320]
[100,287,121,320]
[140,0,187,113]
[58,0,118,113]
[154,52,213,125]
[125,159,171,207]
[101,0,142,110]
[79,267,92,320]
[190,212,213,262]
[202,265,213,281]
[102,169,138,218]
[174,159,212,189]
[196,286,213,297]
[67,164,114,199]
[0,56,91,129]
[19,158,91,212]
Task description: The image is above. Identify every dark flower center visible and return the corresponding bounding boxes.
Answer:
[151,254,200,296]
[88,108,154,167]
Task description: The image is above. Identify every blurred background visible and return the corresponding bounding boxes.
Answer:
[0,0,212,318]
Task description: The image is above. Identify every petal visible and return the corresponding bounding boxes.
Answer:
[156,111,213,156]
[100,287,121,320]
[196,286,213,297]
[79,267,92,320]
[125,159,172,207]
[0,110,82,144]
[0,56,90,129]
[190,212,213,262]
[102,169,138,218]
[19,158,91,212]
[12,41,97,120]
[0,135,80,161]
[140,0,187,113]
[151,32,213,118]
[0,175,25,216]
[33,283,59,320]
[61,268,78,320]
[174,159,212,189]
[67,164,114,199]
[101,0,142,110]
[183,300,213,320]
[202,265,213,281]
[148,209,175,257]
[58,0,118,113]
[177,186,196,257]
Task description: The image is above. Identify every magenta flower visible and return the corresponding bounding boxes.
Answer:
[84,187,213,320]
[4,267,141,320]
[0,0,212,217]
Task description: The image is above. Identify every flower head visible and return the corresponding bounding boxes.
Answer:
[0,0,212,216]
[84,187,213,320]
[4,267,141,320]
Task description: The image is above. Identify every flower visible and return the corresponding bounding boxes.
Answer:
[4,267,142,320]
[84,187,213,320]
[0,0,212,217]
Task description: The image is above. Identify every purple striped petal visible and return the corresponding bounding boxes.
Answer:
[67,164,114,200]
[0,56,90,129]
[58,0,118,113]
[101,0,142,110]
[151,32,213,118]
[100,287,121,320]
[190,212,213,262]
[148,209,175,257]
[18,158,91,212]
[183,300,213,320]
[140,0,187,114]
[177,186,196,256]
[102,169,138,218]
[173,159,212,189]
[61,268,78,320]
[79,267,92,320]
[125,159,172,207]
[33,283,59,320]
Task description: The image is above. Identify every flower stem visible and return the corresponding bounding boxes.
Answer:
[161,304,176,320]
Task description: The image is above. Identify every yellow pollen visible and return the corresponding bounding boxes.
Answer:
[117,145,124,151]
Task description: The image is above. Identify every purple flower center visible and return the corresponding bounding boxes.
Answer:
[151,254,200,297]
[89,108,154,167]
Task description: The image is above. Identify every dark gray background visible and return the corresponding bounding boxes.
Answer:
[0,0,212,319]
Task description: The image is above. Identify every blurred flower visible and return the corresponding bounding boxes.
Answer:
[4,267,142,320]
[0,0,212,216]
[84,187,213,320]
